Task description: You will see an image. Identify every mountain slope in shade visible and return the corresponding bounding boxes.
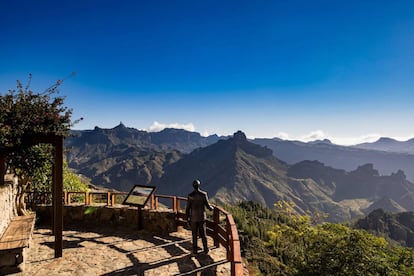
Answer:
[153,131,351,222]
[288,161,414,212]
[355,209,414,248]
[253,138,414,182]
[70,144,182,191]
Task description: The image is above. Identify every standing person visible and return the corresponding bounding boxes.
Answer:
[186,179,214,254]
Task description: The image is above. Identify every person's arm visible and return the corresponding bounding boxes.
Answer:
[204,193,214,211]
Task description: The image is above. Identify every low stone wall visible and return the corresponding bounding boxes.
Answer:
[0,175,17,237]
[33,205,178,234]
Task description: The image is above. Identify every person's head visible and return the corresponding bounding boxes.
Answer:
[192,179,200,190]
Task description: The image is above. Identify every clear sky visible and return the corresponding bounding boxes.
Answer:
[1,0,413,145]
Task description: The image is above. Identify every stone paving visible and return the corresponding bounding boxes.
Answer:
[25,226,246,275]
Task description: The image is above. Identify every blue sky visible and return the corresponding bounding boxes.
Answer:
[1,0,413,145]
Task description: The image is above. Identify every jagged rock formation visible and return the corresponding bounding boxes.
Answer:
[65,124,205,190]
[67,123,220,154]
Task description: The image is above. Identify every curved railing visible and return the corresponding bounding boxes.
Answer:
[25,191,243,276]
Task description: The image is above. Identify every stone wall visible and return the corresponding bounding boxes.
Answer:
[34,205,178,234]
[0,175,17,237]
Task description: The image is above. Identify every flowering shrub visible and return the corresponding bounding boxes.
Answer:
[0,75,77,214]
[0,75,72,149]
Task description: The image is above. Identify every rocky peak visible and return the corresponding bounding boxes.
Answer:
[114,122,127,129]
[351,163,379,177]
[226,131,274,159]
[309,139,332,145]
[233,130,247,142]
[391,170,407,181]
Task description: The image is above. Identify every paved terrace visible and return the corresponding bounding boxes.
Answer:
[26,226,248,276]
[22,192,248,275]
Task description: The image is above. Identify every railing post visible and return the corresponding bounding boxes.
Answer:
[111,194,115,206]
[155,196,159,210]
[176,198,181,213]
[89,193,93,205]
[173,196,177,212]
[150,193,155,209]
[213,208,220,248]
[67,192,71,205]
[107,192,111,206]
[226,220,231,260]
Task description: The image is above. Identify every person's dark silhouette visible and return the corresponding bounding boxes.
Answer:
[185,179,213,254]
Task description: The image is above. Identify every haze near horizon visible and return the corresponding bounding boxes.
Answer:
[1,0,413,145]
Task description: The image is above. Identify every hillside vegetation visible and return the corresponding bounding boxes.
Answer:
[226,201,414,275]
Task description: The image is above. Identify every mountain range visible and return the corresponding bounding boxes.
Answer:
[66,123,219,191]
[65,124,414,222]
[253,138,414,182]
[353,137,414,154]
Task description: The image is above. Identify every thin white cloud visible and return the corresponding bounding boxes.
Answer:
[147,121,196,132]
[390,134,414,142]
[331,134,381,146]
[201,130,210,137]
[276,132,290,140]
[274,130,384,145]
[301,130,326,142]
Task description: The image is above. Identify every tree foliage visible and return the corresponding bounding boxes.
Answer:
[30,159,88,193]
[0,75,72,148]
[226,201,414,275]
[0,74,77,214]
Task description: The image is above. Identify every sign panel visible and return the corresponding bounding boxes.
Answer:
[123,185,156,207]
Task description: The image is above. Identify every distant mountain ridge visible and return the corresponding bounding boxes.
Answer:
[253,137,414,181]
[353,137,414,154]
[69,123,221,153]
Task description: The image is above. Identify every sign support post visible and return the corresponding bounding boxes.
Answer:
[123,185,156,231]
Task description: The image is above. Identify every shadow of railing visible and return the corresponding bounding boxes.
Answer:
[35,226,223,275]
